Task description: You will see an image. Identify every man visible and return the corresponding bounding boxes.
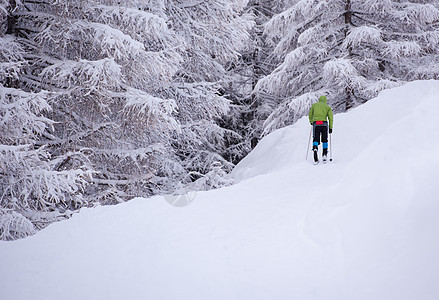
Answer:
[308,95,333,164]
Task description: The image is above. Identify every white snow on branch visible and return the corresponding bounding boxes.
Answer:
[75,21,145,59]
[409,63,439,80]
[364,79,403,97]
[0,86,51,143]
[264,6,299,44]
[255,43,326,96]
[91,5,173,44]
[323,58,367,89]
[298,25,323,46]
[405,3,439,25]
[0,209,35,241]
[95,144,166,161]
[0,146,92,210]
[362,0,393,14]
[123,88,180,132]
[0,36,25,80]
[41,58,122,93]
[283,44,327,69]
[343,26,382,49]
[171,81,230,121]
[37,19,147,61]
[383,41,422,59]
[324,58,355,78]
[424,30,439,49]
[131,49,182,81]
[0,1,8,16]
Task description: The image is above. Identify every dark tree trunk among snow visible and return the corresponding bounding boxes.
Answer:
[344,0,354,110]
[6,0,16,35]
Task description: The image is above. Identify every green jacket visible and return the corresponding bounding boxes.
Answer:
[309,96,333,129]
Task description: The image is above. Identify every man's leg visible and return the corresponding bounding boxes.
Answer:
[322,126,328,158]
[313,125,321,163]
[312,125,320,162]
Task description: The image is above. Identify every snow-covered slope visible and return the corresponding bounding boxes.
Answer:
[1,81,439,300]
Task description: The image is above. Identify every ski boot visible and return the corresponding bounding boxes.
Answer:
[322,148,328,164]
[313,147,319,165]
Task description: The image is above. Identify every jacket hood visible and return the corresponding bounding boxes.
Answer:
[319,96,327,104]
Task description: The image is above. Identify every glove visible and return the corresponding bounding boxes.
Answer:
[329,128,333,134]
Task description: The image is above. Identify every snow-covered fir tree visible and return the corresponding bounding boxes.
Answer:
[255,0,439,135]
[0,0,92,240]
[17,0,184,204]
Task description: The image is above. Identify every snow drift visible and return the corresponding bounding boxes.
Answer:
[1,80,439,300]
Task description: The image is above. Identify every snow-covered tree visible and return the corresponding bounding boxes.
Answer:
[255,0,439,135]
[0,0,91,240]
[14,0,182,203]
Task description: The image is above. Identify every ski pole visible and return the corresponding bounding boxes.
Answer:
[306,126,312,161]
[329,133,333,162]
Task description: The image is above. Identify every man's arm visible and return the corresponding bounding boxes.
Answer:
[328,106,334,129]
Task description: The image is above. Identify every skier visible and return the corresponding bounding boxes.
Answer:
[309,95,333,164]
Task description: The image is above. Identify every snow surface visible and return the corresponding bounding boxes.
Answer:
[1,80,439,300]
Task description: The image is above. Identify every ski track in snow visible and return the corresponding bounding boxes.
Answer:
[1,80,439,300]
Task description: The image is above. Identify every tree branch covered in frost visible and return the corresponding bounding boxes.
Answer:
[383,41,422,59]
[342,26,382,49]
[0,209,35,241]
[41,58,122,94]
[0,146,91,210]
[123,87,180,132]
[0,87,51,142]
[0,36,25,80]
[169,81,230,122]
[323,58,368,91]
[189,162,234,191]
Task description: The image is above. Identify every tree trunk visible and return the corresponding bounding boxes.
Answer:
[344,0,354,110]
[6,0,17,35]
[345,87,354,110]
[251,0,263,91]
[344,0,352,26]
[4,1,18,88]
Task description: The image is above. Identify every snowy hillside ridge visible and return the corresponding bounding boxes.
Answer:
[1,80,439,299]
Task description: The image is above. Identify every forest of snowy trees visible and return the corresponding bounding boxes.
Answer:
[1,0,439,240]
